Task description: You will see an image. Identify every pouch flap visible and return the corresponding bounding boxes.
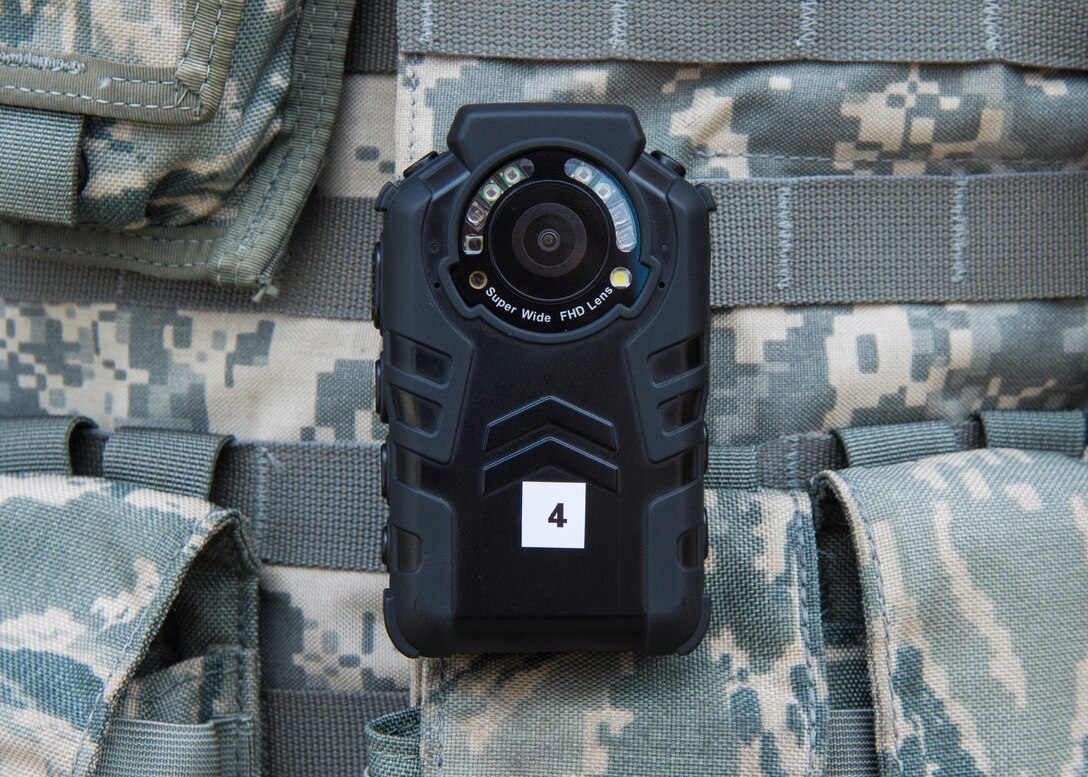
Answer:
[0,0,245,125]
[0,421,259,776]
[818,445,1088,775]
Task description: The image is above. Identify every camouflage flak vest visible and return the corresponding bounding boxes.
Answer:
[1,1,1087,776]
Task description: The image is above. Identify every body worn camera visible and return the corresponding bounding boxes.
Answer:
[374,104,714,656]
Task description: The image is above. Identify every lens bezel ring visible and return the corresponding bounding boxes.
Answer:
[447,146,655,339]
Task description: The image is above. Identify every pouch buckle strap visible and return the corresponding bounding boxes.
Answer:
[0,105,83,226]
[103,426,233,499]
[0,414,94,474]
[979,409,1087,457]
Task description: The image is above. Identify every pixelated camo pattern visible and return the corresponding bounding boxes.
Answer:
[397,59,1088,180]
[0,0,298,228]
[0,472,256,775]
[80,0,297,228]
[2,298,1086,449]
[260,566,411,694]
[417,488,827,777]
[821,448,1088,776]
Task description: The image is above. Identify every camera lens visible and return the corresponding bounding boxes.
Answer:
[512,202,587,278]
[488,180,609,302]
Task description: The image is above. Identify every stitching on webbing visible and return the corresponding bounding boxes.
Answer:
[0,83,197,111]
[71,506,222,771]
[609,1,628,50]
[793,494,819,777]
[106,75,176,86]
[198,0,226,95]
[983,1,1002,52]
[0,241,201,268]
[407,60,419,173]
[0,0,224,113]
[795,0,819,47]
[950,176,968,283]
[418,0,434,45]
[226,0,340,284]
[845,476,905,775]
[775,184,793,290]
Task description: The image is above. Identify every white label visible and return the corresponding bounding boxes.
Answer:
[521,481,586,549]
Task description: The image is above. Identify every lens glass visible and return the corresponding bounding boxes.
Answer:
[489,179,608,302]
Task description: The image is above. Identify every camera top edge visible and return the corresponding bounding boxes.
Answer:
[447,102,647,173]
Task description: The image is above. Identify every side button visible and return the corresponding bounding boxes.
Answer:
[371,240,382,330]
[650,149,686,177]
[381,525,389,568]
[403,150,438,178]
[695,183,717,213]
[374,359,387,422]
[380,443,389,500]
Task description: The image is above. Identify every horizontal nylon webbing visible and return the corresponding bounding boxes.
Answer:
[0,196,379,319]
[709,421,987,491]
[827,709,879,777]
[70,430,386,572]
[262,689,408,777]
[63,413,1084,570]
[5,171,1087,316]
[64,413,1082,569]
[707,171,1088,307]
[96,718,251,777]
[397,0,1088,71]
[69,427,822,572]
[346,0,396,74]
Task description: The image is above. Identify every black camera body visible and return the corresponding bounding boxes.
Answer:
[374,104,714,656]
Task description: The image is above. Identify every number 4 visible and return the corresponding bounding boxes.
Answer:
[547,503,566,528]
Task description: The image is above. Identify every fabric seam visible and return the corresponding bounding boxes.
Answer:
[839,474,906,775]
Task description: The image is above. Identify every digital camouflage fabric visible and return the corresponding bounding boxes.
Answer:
[0,0,352,287]
[0,465,259,775]
[1,299,1085,447]
[1,0,1087,775]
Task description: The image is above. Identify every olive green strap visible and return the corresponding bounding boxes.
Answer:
[980,409,1087,456]
[835,420,959,468]
[0,106,83,226]
[398,0,1088,70]
[0,415,91,474]
[102,427,233,499]
[5,170,1088,314]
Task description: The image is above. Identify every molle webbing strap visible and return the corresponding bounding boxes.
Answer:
[704,444,757,489]
[0,415,91,474]
[95,719,233,777]
[102,427,233,499]
[711,421,985,492]
[397,0,1088,70]
[0,106,83,226]
[58,411,1086,574]
[364,708,423,777]
[706,171,1088,308]
[835,420,959,468]
[346,0,397,74]
[826,709,879,777]
[263,689,409,777]
[71,431,387,572]
[3,171,1088,315]
[979,409,1088,456]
